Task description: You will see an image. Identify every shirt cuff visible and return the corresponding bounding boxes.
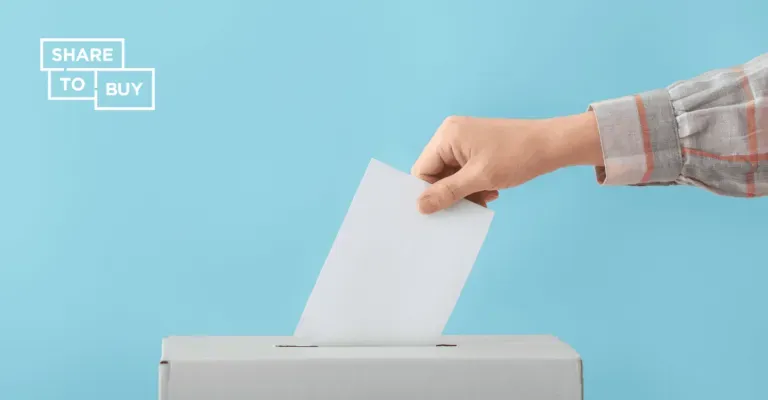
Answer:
[588,88,683,186]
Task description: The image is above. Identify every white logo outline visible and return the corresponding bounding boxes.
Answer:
[40,38,155,111]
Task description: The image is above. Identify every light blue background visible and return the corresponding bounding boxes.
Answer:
[1,1,767,399]
[96,70,154,108]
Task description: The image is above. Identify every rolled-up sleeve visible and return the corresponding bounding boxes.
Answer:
[588,53,768,197]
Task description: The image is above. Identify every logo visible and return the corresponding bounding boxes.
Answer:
[40,38,155,111]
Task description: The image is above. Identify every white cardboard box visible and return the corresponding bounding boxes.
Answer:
[159,335,583,400]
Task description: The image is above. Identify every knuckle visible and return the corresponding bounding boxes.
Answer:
[440,115,467,137]
[436,181,459,202]
[444,182,460,201]
[442,115,463,126]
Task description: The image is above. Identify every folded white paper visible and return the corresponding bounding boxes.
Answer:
[295,159,494,345]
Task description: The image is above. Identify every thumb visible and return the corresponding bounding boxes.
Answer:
[417,166,484,214]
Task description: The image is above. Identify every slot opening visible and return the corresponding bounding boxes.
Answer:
[274,344,457,348]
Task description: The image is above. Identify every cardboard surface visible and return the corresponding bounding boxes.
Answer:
[159,335,582,400]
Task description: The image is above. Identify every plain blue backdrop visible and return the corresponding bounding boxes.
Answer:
[1,1,767,399]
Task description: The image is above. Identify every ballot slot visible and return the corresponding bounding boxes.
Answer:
[274,344,458,347]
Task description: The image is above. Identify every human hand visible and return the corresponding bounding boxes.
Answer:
[411,113,603,214]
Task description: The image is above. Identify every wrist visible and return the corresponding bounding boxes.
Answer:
[546,111,604,168]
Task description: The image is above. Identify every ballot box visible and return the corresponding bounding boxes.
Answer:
[158,335,583,400]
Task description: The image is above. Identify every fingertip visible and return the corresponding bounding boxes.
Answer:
[417,194,439,214]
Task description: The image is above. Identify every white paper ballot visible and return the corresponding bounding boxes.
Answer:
[295,158,494,345]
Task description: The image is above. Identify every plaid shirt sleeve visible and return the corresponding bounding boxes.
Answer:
[588,53,768,197]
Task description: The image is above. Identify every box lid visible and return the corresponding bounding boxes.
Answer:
[161,335,581,362]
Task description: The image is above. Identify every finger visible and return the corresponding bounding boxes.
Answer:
[411,135,445,179]
[422,170,496,205]
[417,165,484,214]
[411,124,461,180]
[422,169,493,208]
[418,166,460,185]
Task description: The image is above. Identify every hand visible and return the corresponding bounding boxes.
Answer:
[411,113,603,214]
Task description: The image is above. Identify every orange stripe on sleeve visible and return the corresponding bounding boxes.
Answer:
[635,95,654,183]
[737,67,757,197]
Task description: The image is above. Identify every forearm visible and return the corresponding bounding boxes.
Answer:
[550,53,768,197]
